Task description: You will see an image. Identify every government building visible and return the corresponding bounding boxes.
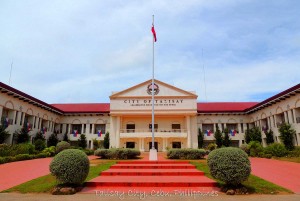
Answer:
[0,79,299,151]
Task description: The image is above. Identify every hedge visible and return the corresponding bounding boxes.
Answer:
[94,148,141,159]
[167,148,206,159]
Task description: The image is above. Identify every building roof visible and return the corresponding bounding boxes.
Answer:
[0,82,63,114]
[51,103,110,113]
[197,102,258,113]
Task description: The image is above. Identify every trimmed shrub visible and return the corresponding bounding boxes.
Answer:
[278,123,295,150]
[288,146,300,157]
[207,147,251,186]
[167,149,206,159]
[37,152,49,158]
[264,154,272,159]
[50,149,90,185]
[42,146,56,156]
[0,157,5,164]
[15,154,32,161]
[207,143,217,151]
[247,141,263,157]
[240,144,249,155]
[94,148,140,159]
[264,143,288,157]
[83,149,94,156]
[56,141,70,154]
[34,139,46,152]
[0,143,35,157]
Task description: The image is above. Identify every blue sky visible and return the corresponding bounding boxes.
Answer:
[0,0,299,103]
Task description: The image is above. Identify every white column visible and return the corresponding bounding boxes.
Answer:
[92,124,95,134]
[116,116,120,148]
[141,138,145,151]
[81,124,84,134]
[284,112,288,123]
[13,111,17,125]
[68,124,71,134]
[292,109,297,123]
[186,116,191,148]
[287,110,293,124]
[39,118,42,130]
[22,113,26,126]
[0,106,3,124]
[87,124,90,134]
[238,123,242,134]
[162,138,166,152]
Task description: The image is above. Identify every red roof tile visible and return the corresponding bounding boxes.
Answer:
[197,102,258,113]
[51,103,110,113]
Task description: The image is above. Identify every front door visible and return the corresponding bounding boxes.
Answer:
[126,142,135,149]
[172,142,181,149]
[149,142,158,151]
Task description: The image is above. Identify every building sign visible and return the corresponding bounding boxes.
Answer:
[146,83,160,95]
[123,99,184,107]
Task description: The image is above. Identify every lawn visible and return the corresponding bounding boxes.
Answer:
[2,161,115,193]
[272,157,300,163]
[191,160,292,194]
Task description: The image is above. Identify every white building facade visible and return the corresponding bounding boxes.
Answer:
[0,80,299,150]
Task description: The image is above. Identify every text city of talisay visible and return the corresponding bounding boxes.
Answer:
[123,99,184,107]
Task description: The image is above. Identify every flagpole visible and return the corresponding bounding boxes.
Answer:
[151,14,155,150]
[149,15,157,160]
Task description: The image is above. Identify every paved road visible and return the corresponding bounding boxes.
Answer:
[0,156,98,192]
[250,158,300,194]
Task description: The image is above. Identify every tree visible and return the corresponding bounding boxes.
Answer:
[223,127,231,147]
[265,130,274,145]
[279,123,295,150]
[78,134,87,149]
[14,126,30,144]
[93,138,100,150]
[63,132,69,142]
[244,126,262,144]
[214,125,223,148]
[103,132,110,149]
[47,133,58,147]
[198,128,204,148]
[0,124,10,144]
[34,131,45,141]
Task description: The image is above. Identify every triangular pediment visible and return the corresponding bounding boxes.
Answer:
[110,79,197,99]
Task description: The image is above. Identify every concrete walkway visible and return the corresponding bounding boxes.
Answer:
[0,155,98,192]
[0,192,299,201]
[250,158,300,194]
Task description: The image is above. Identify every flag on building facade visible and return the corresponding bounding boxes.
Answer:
[73,130,78,137]
[205,130,212,136]
[230,129,236,136]
[151,25,157,42]
[98,130,102,137]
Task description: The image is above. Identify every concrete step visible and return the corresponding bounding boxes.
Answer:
[85,176,217,187]
[101,169,204,176]
[110,164,195,169]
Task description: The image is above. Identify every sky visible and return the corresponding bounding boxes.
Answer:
[0,0,299,104]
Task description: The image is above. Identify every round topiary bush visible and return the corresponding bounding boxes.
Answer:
[207,147,251,186]
[264,143,287,157]
[55,141,70,154]
[50,149,89,185]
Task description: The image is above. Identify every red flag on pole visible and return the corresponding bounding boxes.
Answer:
[151,25,157,42]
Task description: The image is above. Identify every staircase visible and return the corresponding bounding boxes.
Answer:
[82,160,218,193]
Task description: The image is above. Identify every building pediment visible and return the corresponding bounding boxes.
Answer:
[110,79,198,115]
[110,79,197,99]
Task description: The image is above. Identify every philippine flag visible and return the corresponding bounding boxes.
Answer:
[230,129,236,136]
[98,130,102,137]
[73,130,78,137]
[205,130,211,136]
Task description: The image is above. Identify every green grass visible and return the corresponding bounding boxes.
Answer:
[2,161,115,193]
[191,161,292,194]
[273,157,300,163]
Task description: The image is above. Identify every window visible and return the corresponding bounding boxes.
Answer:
[241,123,244,133]
[149,124,158,132]
[66,124,69,133]
[126,142,135,149]
[20,112,23,125]
[171,124,181,132]
[126,124,135,133]
[172,142,181,149]
[202,124,214,133]
[90,124,92,133]
[72,124,82,134]
[95,124,106,134]
[15,111,18,124]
